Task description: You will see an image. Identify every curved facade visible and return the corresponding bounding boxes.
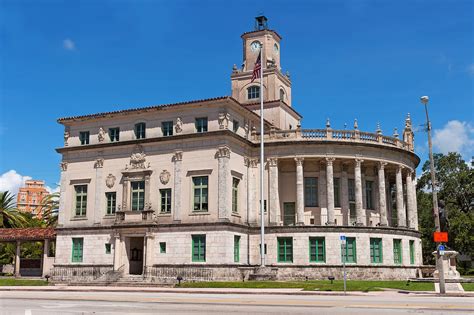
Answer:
[52,18,422,283]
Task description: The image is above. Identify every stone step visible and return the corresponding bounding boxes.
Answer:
[248,274,277,281]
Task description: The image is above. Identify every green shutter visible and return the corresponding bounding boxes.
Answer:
[277,237,293,263]
[309,237,325,262]
[192,235,206,262]
[234,235,240,262]
[343,237,356,263]
[72,238,83,263]
[409,240,415,264]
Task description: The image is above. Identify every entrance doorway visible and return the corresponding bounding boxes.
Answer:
[283,202,296,226]
[127,237,144,275]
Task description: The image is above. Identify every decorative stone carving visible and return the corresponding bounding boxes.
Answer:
[172,151,183,162]
[63,130,70,146]
[106,173,116,188]
[218,112,230,129]
[268,157,278,167]
[129,145,147,169]
[94,158,104,168]
[160,170,171,185]
[354,119,358,130]
[175,118,183,134]
[294,157,304,166]
[215,146,230,159]
[325,157,335,166]
[60,162,68,171]
[98,127,106,142]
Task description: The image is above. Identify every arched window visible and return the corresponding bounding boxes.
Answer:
[247,86,260,100]
[280,88,285,101]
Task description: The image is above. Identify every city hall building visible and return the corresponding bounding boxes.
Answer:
[52,17,422,283]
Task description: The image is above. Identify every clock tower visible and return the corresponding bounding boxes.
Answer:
[231,16,292,106]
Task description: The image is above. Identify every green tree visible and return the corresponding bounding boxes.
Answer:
[39,192,59,227]
[0,191,27,228]
[417,153,474,266]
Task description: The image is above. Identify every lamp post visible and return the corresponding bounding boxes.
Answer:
[420,95,446,294]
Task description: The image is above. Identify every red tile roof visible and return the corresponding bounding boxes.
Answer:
[0,228,56,242]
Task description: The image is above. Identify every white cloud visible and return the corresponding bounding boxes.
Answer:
[0,170,32,195]
[432,120,474,158]
[63,38,76,51]
[46,185,60,194]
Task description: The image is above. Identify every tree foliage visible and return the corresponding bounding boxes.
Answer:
[417,152,474,265]
[0,191,28,228]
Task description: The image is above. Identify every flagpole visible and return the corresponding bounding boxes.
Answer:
[259,44,265,267]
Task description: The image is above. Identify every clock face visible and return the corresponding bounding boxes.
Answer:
[273,43,279,54]
[250,41,261,52]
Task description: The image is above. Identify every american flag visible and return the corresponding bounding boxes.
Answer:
[251,50,262,82]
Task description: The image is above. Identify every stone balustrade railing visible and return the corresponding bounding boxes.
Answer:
[252,128,414,152]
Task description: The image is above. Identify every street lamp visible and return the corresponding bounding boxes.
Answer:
[420,95,446,294]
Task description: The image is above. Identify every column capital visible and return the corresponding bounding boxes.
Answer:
[294,156,304,166]
[244,157,258,168]
[355,158,364,167]
[325,157,336,165]
[268,157,278,167]
[60,162,68,172]
[378,161,388,170]
[397,164,404,172]
[172,151,183,162]
[215,146,231,159]
[94,158,104,169]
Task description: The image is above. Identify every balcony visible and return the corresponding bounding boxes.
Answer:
[114,207,155,225]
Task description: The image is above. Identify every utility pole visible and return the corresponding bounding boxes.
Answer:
[420,95,445,294]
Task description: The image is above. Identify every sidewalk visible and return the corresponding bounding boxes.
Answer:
[0,285,472,297]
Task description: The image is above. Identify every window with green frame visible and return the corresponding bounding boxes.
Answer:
[75,185,87,216]
[409,240,415,264]
[393,239,402,264]
[193,176,208,212]
[134,122,146,139]
[105,192,116,215]
[160,242,166,253]
[108,127,120,142]
[304,177,318,207]
[79,131,90,145]
[232,178,239,213]
[370,238,383,263]
[195,117,208,133]
[192,235,206,262]
[131,181,145,211]
[160,189,172,213]
[234,235,240,262]
[277,237,293,263]
[365,180,374,210]
[342,237,357,263]
[71,238,83,262]
[162,121,173,136]
[309,237,325,262]
[334,178,341,207]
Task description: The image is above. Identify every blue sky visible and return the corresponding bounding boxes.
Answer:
[1,0,473,193]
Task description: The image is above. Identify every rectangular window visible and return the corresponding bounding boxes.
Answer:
[131,181,145,211]
[134,122,146,139]
[79,131,90,145]
[162,121,173,136]
[74,185,87,217]
[370,238,383,263]
[259,200,267,213]
[105,192,116,215]
[342,237,357,263]
[232,120,239,133]
[193,176,208,212]
[409,240,415,265]
[393,239,402,264]
[192,235,206,262]
[348,179,356,223]
[248,86,260,99]
[259,243,268,255]
[277,237,293,263]
[232,178,239,213]
[334,178,341,208]
[105,243,111,254]
[304,177,318,207]
[234,235,240,262]
[160,242,166,253]
[108,127,120,142]
[195,117,208,133]
[71,238,83,263]
[160,189,172,213]
[309,237,325,262]
[365,180,374,210]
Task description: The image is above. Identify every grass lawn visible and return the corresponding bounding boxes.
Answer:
[179,280,434,292]
[462,283,474,291]
[0,278,48,286]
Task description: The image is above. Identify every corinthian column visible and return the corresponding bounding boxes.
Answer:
[216,146,231,221]
[268,158,280,225]
[245,157,258,225]
[396,165,406,227]
[326,157,336,225]
[122,177,129,211]
[354,158,364,226]
[377,162,388,226]
[172,151,183,222]
[295,157,305,225]
[406,169,416,229]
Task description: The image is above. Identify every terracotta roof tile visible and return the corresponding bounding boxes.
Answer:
[0,228,56,242]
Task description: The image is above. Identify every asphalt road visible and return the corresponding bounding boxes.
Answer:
[0,291,472,315]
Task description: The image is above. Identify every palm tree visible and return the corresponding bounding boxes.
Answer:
[40,192,59,227]
[0,191,28,228]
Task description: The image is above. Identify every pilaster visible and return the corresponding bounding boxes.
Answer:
[172,151,183,222]
[216,146,231,221]
[268,157,280,225]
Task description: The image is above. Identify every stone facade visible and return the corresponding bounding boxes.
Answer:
[52,17,423,283]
